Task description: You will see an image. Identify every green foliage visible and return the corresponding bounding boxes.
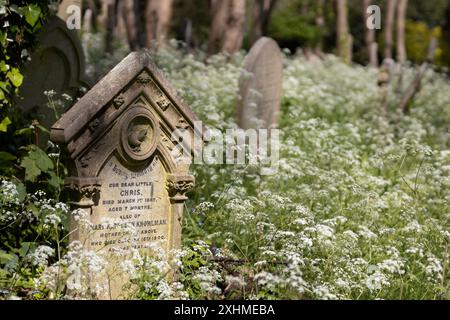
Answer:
[268,0,333,50]
[20,145,53,182]
[0,180,69,298]
[0,0,51,123]
[152,46,449,299]
[405,21,444,65]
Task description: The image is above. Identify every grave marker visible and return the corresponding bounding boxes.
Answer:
[50,51,200,298]
[236,37,283,130]
[17,16,90,143]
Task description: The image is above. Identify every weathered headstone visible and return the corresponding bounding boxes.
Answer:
[236,37,283,130]
[50,51,200,299]
[17,16,90,138]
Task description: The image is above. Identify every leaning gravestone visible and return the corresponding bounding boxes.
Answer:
[236,37,283,130]
[50,51,200,299]
[17,16,90,142]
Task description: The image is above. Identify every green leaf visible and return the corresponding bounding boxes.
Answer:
[0,116,12,132]
[24,4,41,27]
[0,250,15,264]
[20,157,41,182]
[29,147,54,172]
[0,60,8,72]
[0,31,6,47]
[0,151,16,172]
[14,180,27,202]
[0,81,9,93]
[7,68,23,87]
[18,242,36,257]
[14,127,34,136]
[48,171,63,189]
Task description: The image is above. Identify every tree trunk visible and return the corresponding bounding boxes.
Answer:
[249,0,277,46]
[115,0,128,43]
[157,0,173,46]
[336,0,352,64]
[86,0,98,30]
[363,0,378,67]
[222,0,246,54]
[105,0,117,54]
[83,8,93,34]
[384,0,396,60]
[123,0,139,50]
[396,0,408,63]
[98,0,114,31]
[314,0,325,55]
[208,0,230,55]
[145,0,159,48]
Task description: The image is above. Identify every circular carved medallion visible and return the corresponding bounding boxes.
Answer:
[120,105,159,162]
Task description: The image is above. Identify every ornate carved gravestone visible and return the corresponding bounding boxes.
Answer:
[236,37,283,130]
[17,16,90,140]
[50,51,200,298]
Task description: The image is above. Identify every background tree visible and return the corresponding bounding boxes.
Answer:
[221,0,246,54]
[384,0,396,60]
[208,0,229,54]
[145,0,173,49]
[363,0,378,67]
[122,0,139,50]
[336,0,352,64]
[208,0,246,55]
[396,0,408,63]
[249,0,278,46]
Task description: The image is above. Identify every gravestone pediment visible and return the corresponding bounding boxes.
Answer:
[51,51,200,299]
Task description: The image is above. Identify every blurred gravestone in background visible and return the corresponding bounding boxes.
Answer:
[16,14,90,144]
[236,37,283,130]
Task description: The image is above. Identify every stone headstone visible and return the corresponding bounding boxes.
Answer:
[50,51,200,299]
[17,16,90,141]
[236,37,283,130]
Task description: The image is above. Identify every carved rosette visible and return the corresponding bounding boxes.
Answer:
[65,177,101,208]
[166,174,195,203]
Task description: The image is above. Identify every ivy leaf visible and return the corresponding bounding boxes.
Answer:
[20,156,41,181]
[24,4,41,27]
[0,60,8,72]
[0,116,11,132]
[7,68,23,87]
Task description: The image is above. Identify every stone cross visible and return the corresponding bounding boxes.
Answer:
[50,51,200,298]
[236,37,283,130]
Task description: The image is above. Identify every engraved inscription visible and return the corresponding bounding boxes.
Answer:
[89,155,171,252]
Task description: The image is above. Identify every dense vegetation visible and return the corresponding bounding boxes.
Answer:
[1,41,448,299]
[0,0,449,301]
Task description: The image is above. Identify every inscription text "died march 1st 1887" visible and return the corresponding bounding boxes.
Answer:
[89,155,171,251]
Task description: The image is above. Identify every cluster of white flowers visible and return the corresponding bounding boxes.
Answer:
[27,245,55,268]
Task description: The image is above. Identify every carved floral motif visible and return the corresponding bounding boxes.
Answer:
[113,94,125,109]
[166,174,195,202]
